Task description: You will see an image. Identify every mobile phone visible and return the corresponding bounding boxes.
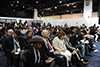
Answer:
[49,58,55,62]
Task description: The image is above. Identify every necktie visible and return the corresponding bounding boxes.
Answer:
[46,40,52,50]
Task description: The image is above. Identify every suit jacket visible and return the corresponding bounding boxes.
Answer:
[78,34,84,41]
[3,35,24,54]
[69,34,79,47]
[40,38,55,57]
[24,47,47,67]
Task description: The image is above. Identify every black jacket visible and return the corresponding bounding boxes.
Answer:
[69,34,79,47]
[23,47,47,67]
[3,35,24,54]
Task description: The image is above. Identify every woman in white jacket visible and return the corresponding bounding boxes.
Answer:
[52,30,72,67]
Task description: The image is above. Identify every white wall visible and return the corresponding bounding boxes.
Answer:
[42,12,99,28]
[39,12,98,20]
[43,17,99,28]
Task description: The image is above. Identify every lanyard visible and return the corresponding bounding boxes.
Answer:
[33,48,40,64]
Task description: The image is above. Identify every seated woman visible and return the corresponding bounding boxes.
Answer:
[52,30,72,67]
[24,31,33,49]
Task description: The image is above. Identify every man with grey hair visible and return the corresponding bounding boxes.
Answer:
[0,29,14,45]
[41,30,66,67]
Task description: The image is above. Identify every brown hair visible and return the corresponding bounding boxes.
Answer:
[56,30,65,38]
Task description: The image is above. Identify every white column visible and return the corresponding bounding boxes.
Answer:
[83,0,92,18]
[33,9,38,19]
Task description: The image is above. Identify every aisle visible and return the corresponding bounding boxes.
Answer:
[86,42,100,67]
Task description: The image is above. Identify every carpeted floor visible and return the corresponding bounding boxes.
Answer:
[0,42,100,67]
[86,42,100,67]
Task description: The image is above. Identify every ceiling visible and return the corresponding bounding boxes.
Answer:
[0,0,99,18]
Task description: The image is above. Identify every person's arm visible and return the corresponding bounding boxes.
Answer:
[64,37,75,50]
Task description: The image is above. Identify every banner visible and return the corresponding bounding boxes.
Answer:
[84,0,92,18]
[34,9,38,19]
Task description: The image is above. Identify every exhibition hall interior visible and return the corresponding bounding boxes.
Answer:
[0,0,100,67]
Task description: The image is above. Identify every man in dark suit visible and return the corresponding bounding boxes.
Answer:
[3,30,24,67]
[69,29,86,59]
[41,30,66,67]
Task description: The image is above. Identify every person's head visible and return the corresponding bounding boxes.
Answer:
[8,29,13,36]
[27,31,32,37]
[13,30,21,39]
[65,30,71,37]
[41,30,49,39]
[31,36,43,50]
[28,27,33,31]
[56,30,65,39]
[75,29,80,35]
[81,31,85,35]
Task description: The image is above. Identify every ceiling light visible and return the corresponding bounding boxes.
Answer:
[13,1,15,3]
[73,5,77,8]
[13,10,15,12]
[67,4,69,7]
[36,1,38,3]
[17,1,19,3]
[59,1,62,3]
[16,5,18,7]
[67,10,69,12]
[55,7,57,9]
[42,12,44,14]
[11,4,13,6]
[23,6,25,8]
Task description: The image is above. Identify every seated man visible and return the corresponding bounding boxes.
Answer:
[41,30,66,67]
[22,35,54,67]
[69,29,86,59]
[64,30,89,65]
[3,30,24,67]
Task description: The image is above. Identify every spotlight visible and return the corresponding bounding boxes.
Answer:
[36,1,38,3]
[59,1,62,3]
[55,7,57,9]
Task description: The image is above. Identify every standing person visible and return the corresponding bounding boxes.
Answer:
[41,30,66,67]
[22,35,54,67]
[52,30,72,67]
